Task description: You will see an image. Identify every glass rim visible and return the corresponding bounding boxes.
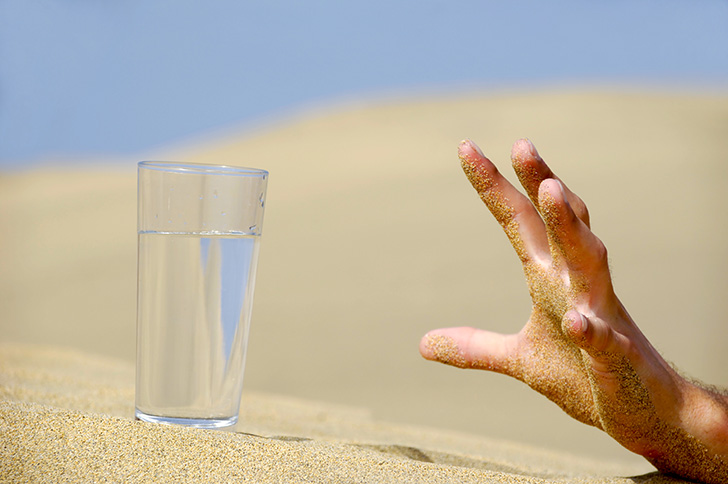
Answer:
[138,161,268,177]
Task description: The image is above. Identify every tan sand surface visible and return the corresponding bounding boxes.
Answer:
[1,344,667,482]
[1,89,727,479]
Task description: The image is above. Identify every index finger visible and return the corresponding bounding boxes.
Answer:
[459,140,549,265]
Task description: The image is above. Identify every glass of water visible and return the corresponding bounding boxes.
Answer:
[135,161,268,429]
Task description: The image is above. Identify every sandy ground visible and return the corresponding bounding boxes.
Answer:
[0,344,666,482]
[1,88,727,480]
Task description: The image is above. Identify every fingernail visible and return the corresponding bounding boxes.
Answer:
[459,139,485,158]
[471,140,485,158]
[555,179,566,196]
[576,313,588,333]
[554,179,573,210]
[563,312,588,340]
[525,139,541,160]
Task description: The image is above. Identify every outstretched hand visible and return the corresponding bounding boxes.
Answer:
[420,139,728,483]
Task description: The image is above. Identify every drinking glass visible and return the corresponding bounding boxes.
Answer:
[135,161,268,429]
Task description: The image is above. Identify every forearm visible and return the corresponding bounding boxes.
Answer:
[644,381,728,483]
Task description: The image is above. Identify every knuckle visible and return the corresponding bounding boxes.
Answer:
[572,197,591,226]
[592,240,609,266]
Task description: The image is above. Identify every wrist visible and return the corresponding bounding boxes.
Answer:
[680,381,728,457]
[640,379,728,483]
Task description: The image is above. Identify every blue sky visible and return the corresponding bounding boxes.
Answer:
[1,0,726,167]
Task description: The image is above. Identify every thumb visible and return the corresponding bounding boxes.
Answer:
[419,327,518,374]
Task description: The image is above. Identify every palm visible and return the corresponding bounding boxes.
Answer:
[517,266,599,427]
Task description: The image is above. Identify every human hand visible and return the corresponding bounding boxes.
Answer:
[420,139,728,483]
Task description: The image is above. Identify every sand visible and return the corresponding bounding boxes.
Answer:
[1,88,727,481]
[1,344,669,483]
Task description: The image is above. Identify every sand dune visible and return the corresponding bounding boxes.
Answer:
[1,88,727,480]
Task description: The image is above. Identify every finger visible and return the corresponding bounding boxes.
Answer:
[561,310,658,450]
[511,139,591,228]
[420,327,519,374]
[538,179,613,296]
[458,140,549,264]
[561,311,629,397]
[561,310,626,357]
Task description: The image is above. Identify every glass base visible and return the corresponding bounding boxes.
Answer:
[135,409,238,429]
